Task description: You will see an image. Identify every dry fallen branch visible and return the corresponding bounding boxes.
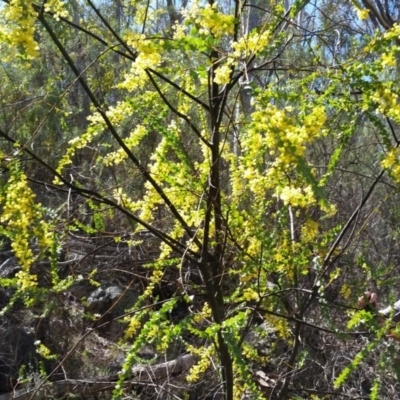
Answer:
[131,353,196,382]
[0,354,196,400]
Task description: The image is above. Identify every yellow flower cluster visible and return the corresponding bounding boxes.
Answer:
[340,284,352,299]
[383,23,400,41]
[301,220,319,243]
[113,188,142,214]
[43,0,69,21]
[102,125,147,166]
[231,103,326,207]
[131,120,208,248]
[35,342,57,360]
[1,0,39,58]
[157,330,172,352]
[233,377,247,400]
[232,29,271,59]
[158,222,186,259]
[186,345,213,383]
[124,315,142,339]
[278,185,316,207]
[265,315,292,341]
[310,395,323,400]
[381,52,396,67]
[241,288,260,301]
[252,104,327,164]
[272,244,291,275]
[232,361,265,400]
[142,269,164,298]
[214,64,232,85]
[229,132,265,203]
[183,1,235,38]
[241,342,266,365]
[56,101,140,180]
[133,184,163,222]
[371,86,400,124]
[173,22,187,40]
[54,126,100,183]
[2,174,39,269]
[118,33,163,91]
[0,164,52,294]
[125,33,163,56]
[197,5,235,37]
[356,8,369,20]
[365,24,400,55]
[15,270,37,290]
[146,319,163,340]
[87,101,135,128]
[381,148,400,181]
[193,302,212,324]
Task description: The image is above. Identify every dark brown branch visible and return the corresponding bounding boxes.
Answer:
[361,0,391,29]
[148,68,210,112]
[323,167,386,268]
[0,355,196,400]
[146,70,211,147]
[86,0,136,59]
[37,13,197,247]
[0,129,200,263]
[258,307,370,337]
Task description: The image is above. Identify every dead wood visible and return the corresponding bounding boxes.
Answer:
[0,354,196,400]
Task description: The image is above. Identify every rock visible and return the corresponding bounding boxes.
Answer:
[0,258,18,279]
[87,286,124,314]
[86,285,139,337]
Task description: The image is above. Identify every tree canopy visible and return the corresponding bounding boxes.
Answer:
[1,0,400,399]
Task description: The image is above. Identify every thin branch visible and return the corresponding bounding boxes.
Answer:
[141,0,151,34]
[258,307,370,337]
[37,13,198,247]
[323,168,386,269]
[148,68,210,112]
[387,117,399,145]
[146,70,211,147]
[28,299,174,400]
[293,387,370,399]
[302,165,389,315]
[86,0,136,59]
[0,129,200,263]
